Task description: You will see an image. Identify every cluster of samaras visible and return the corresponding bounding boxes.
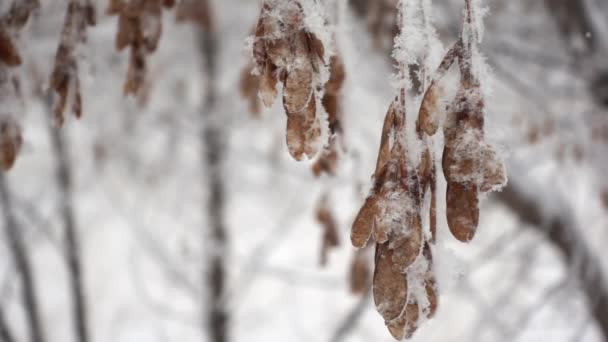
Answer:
[0,0,38,170]
[350,15,507,342]
[107,0,175,97]
[252,0,331,161]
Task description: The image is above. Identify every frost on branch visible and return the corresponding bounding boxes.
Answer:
[50,0,95,125]
[350,0,506,339]
[108,0,173,99]
[251,0,333,161]
[440,0,507,242]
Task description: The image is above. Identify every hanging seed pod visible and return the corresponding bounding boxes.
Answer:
[50,0,96,125]
[0,0,38,170]
[417,84,442,136]
[315,194,340,266]
[239,62,262,117]
[312,135,339,176]
[386,299,419,340]
[110,0,173,99]
[373,242,408,322]
[313,54,346,177]
[251,0,332,160]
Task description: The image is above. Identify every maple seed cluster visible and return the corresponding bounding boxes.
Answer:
[350,0,506,339]
[252,0,329,161]
[50,0,96,126]
[0,0,38,170]
[351,91,437,340]
[107,0,175,98]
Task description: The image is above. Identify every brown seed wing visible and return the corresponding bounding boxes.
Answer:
[351,195,379,248]
[479,145,507,192]
[283,65,313,114]
[0,120,22,171]
[285,96,318,160]
[373,242,408,322]
[389,216,423,272]
[418,83,441,136]
[259,63,278,108]
[386,300,419,340]
[0,28,22,66]
[445,181,479,242]
[116,14,135,51]
[305,31,325,62]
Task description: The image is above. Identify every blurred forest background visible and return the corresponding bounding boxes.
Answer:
[0,0,607,342]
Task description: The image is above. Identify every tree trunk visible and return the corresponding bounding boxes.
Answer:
[0,174,46,342]
[197,3,228,341]
[0,307,15,342]
[48,121,89,342]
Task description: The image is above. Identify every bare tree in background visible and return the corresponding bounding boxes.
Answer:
[0,174,45,342]
[193,1,228,341]
[48,107,90,342]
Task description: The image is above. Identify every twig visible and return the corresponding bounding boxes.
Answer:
[327,286,372,342]
[0,173,46,342]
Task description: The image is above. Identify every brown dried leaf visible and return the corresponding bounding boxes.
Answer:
[373,242,408,322]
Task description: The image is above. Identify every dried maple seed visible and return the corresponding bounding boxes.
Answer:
[373,242,408,322]
[418,83,442,136]
[251,0,332,161]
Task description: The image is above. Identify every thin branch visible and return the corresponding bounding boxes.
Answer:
[0,306,15,342]
[496,184,608,340]
[48,109,89,342]
[0,173,46,342]
[327,286,372,342]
